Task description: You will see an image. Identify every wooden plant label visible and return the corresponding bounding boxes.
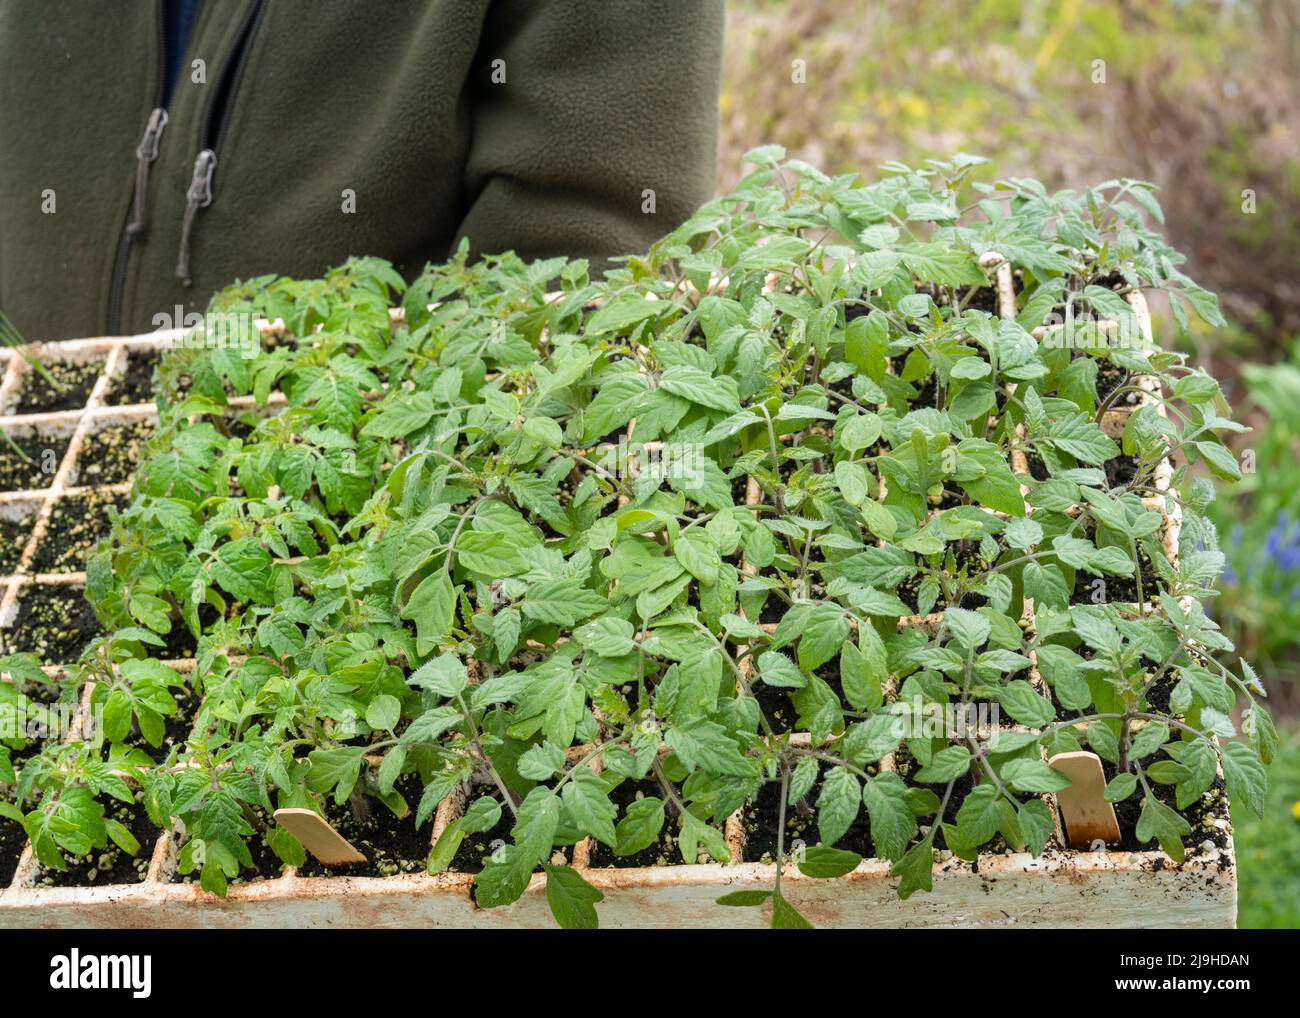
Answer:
[273,808,368,866]
[1047,751,1121,849]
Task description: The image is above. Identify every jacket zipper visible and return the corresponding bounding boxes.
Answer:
[177,0,266,285]
[126,107,169,235]
[106,2,167,335]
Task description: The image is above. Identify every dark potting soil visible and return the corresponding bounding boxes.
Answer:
[110,350,161,407]
[5,584,102,661]
[1104,454,1140,490]
[906,375,939,411]
[1072,535,1159,606]
[152,599,217,662]
[0,516,31,574]
[898,540,992,613]
[31,489,129,573]
[0,432,69,491]
[753,679,797,735]
[586,778,679,869]
[955,286,1001,315]
[0,813,27,887]
[1094,761,1229,857]
[76,421,154,487]
[296,774,430,878]
[38,790,161,887]
[1145,673,1176,715]
[14,360,102,415]
[1094,359,1145,407]
[752,655,845,735]
[159,622,199,661]
[742,766,872,863]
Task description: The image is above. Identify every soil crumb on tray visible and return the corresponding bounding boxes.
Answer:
[37,789,161,887]
[0,433,70,491]
[15,360,102,415]
[296,774,430,877]
[0,515,32,574]
[76,421,154,487]
[110,350,161,407]
[5,584,103,661]
[32,489,129,573]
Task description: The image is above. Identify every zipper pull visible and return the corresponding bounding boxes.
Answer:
[125,108,169,235]
[176,149,217,286]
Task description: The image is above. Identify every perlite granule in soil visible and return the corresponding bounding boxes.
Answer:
[31,490,129,573]
[14,360,103,415]
[0,433,69,491]
[75,420,154,487]
[4,585,103,660]
[36,788,162,887]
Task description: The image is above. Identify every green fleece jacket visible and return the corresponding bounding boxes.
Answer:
[0,0,723,340]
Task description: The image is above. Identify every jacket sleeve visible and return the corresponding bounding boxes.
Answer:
[455,0,724,269]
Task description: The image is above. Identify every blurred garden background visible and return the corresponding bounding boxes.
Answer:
[718,0,1300,927]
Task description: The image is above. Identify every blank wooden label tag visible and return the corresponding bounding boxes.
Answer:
[273,808,368,866]
[1048,751,1121,848]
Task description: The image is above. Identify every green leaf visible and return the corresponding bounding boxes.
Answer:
[955,783,1000,845]
[997,681,1054,728]
[400,571,455,654]
[716,889,773,906]
[560,768,618,847]
[679,809,730,863]
[408,653,469,697]
[456,531,529,578]
[840,638,884,712]
[614,796,665,857]
[817,766,861,845]
[523,415,563,449]
[306,746,368,804]
[574,616,635,657]
[522,578,607,626]
[957,440,1024,516]
[891,831,935,899]
[1135,796,1191,862]
[1001,758,1072,793]
[1223,741,1267,817]
[914,746,971,784]
[659,365,741,414]
[518,742,567,781]
[1104,773,1138,802]
[943,607,990,650]
[757,651,806,689]
[863,773,917,861]
[798,603,850,672]
[770,888,815,929]
[365,694,401,734]
[664,719,752,777]
[544,864,604,929]
[1017,799,1054,856]
[797,844,862,878]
